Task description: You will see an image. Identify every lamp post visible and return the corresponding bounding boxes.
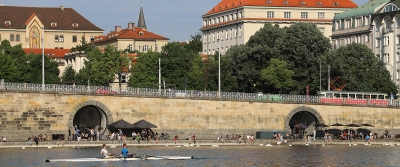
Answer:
[385,63,395,83]
[319,58,321,92]
[42,27,45,91]
[218,38,221,98]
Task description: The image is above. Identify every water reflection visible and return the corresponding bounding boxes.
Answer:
[1,145,400,167]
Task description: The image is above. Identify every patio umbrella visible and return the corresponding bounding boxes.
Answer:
[132,119,157,128]
[345,123,360,128]
[108,119,135,129]
[315,123,330,128]
[330,123,344,129]
[294,123,307,129]
[360,123,374,127]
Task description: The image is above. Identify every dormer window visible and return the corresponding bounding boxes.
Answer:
[139,31,144,36]
[232,4,235,7]
[72,23,78,27]
[5,21,11,26]
[219,7,222,10]
[333,2,339,6]
[317,2,322,5]
[51,22,57,27]
[266,0,273,4]
[283,1,289,4]
[300,1,306,5]
[238,2,242,5]
[225,5,228,9]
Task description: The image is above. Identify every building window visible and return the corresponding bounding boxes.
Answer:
[16,34,20,42]
[384,4,399,13]
[384,36,389,46]
[72,35,77,42]
[376,38,380,47]
[10,34,14,41]
[60,35,64,42]
[230,29,232,39]
[54,35,59,42]
[121,75,126,83]
[225,30,228,40]
[142,45,149,52]
[397,35,400,45]
[267,11,274,18]
[235,28,237,38]
[128,44,133,51]
[284,12,291,18]
[90,36,94,42]
[318,12,325,19]
[301,12,308,19]
[239,26,242,37]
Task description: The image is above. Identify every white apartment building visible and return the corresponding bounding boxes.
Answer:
[200,0,357,55]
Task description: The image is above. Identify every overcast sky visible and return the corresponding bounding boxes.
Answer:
[3,0,368,42]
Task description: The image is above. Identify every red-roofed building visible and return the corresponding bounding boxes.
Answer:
[91,6,169,52]
[200,0,357,55]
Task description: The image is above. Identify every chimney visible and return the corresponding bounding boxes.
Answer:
[128,22,132,30]
[115,26,121,32]
[59,6,64,11]
[132,22,135,31]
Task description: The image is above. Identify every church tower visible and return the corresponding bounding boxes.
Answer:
[137,3,147,30]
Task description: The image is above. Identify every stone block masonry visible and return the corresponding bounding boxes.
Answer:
[0,90,400,141]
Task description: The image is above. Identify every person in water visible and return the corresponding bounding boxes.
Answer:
[101,144,114,158]
[121,143,131,157]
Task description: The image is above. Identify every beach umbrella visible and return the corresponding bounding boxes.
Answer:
[345,123,360,128]
[315,123,330,128]
[132,119,157,128]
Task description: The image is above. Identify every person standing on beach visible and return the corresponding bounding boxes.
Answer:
[192,134,196,145]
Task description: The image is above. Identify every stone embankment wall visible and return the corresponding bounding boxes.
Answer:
[0,91,400,141]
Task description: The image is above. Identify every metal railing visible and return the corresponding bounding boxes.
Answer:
[1,81,399,107]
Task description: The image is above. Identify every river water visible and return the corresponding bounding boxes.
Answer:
[1,144,399,167]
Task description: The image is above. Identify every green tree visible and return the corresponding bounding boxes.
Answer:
[160,42,198,89]
[186,56,204,90]
[328,43,397,95]
[184,33,202,54]
[77,45,130,87]
[0,54,18,81]
[61,65,77,83]
[128,51,160,88]
[70,36,95,53]
[261,58,294,93]
[27,53,60,84]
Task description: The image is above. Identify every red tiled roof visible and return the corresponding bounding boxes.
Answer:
[23,48,70,58]
[0,6,103,31]
[92,27,169,44]
[204,0,357,15]
[201,17,332,29]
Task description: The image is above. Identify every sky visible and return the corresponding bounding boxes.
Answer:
[3,0,369,42]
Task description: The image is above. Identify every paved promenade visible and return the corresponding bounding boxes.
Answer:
[1,138,399,149]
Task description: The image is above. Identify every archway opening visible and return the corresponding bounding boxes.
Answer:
[73,105,108,134]
[289,111,320,136]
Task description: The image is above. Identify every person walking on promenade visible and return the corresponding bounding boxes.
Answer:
[28,136,32,146]
[192,134,196,145]
[188,134,192,145]
[174,134,179,144]
[366,134,371,144]
[313,129,316,140]
[136,134,141,144]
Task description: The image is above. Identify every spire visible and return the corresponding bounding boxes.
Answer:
[137,5,147,30]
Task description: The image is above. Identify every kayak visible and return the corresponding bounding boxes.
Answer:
[45,155,194,162]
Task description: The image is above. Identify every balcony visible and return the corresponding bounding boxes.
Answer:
[382,27,394,34]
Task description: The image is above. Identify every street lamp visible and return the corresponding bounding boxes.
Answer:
[318,58,321,92]
[218,38,221,98]
[42,27,45,91]
[385,63,395,83]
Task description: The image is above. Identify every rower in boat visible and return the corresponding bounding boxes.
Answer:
[121,143,131,157]
[101,144,114,158]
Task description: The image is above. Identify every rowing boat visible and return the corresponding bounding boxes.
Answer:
[44,155,193,162]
